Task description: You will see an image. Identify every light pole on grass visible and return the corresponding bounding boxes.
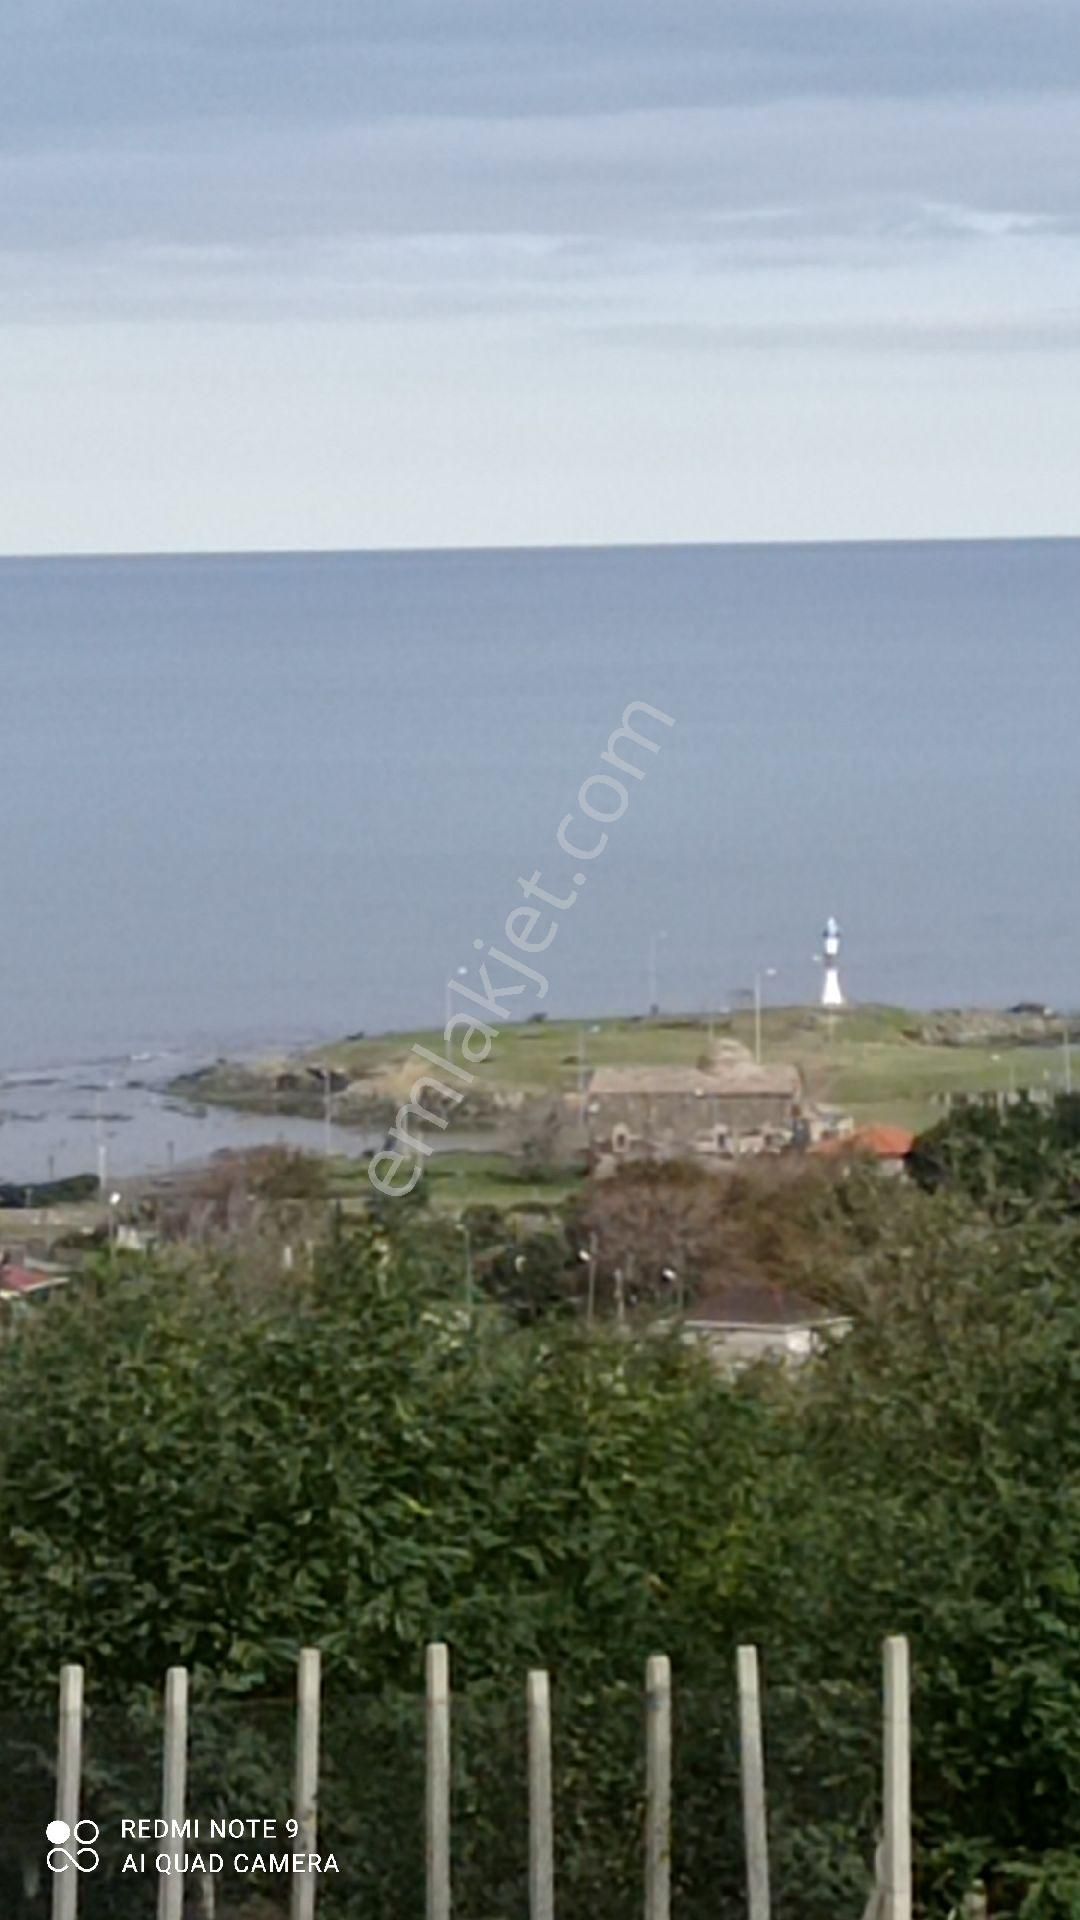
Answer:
[647,930,668,1015]
[578,1244,597,1324]
[753,967,778,1066]
[992,1051,1017,1098]
[455,1219,474,1311]
[661,1265,683,1313]
[444,965,468,1036]
[314,1064,335,1159]
[577,1022,602,1120]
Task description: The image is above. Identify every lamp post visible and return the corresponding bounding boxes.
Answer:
[577,1022,602,1120]
[647,931,668,1015]
[444,965,468,1035]
[753,968,778,1066]
[1064,1017,1074,1096]
[578,1244,596,1324]
[455,1219,473,1310]
[991,1051,1017,1098]
[315,1064,335,1159]
[661,1265,683,1313]
[95,1087,108,1198]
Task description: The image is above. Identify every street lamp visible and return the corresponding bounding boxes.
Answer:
[991,1051,1016,1097]
[455,1219,474,1310]
[444,965,468,1035]
[647,930,668,1015]
[95,1087,108,1197]
[753,967,778,1065]
[661,1265,683,1313]
[578,1245,596,1324]
[577,1022,603,1119]
[314,1064,335,1158]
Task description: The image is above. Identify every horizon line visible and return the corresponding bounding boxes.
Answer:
[1,529,1079,566]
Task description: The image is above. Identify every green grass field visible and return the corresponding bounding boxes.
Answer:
[327,1148,579,1215]
[316,1003,1069,1138]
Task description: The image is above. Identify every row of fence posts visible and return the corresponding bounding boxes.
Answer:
[50,1634,912,1920]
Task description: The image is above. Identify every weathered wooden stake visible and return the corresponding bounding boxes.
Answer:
[527,1669,555,1920]
[882,1635,912,1920]
[426,1641,451,1920]
[52,1663,84,1920]
[291,1647,322,1920]
[158,1666,189,1920]
[645,1653,672,1920]
[736,1645,771,1920]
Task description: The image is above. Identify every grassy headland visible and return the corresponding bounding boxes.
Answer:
[171,1002,1075,1140]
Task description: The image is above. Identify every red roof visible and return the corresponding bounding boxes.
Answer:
[814,1125,914,1160]
[0,1265,67,1295]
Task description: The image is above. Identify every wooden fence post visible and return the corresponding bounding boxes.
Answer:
[158,1666,189,1920]
[51,1663,84,1920]
[291,1647,322,1920]
[645,1654,671,1920]
[882,1636,911,1920]
[736,1645,771,1920]
[527,1669,555,1920]
[426,1642,451,1920]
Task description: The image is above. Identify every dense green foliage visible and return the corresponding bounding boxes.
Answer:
[5,1176,1080,1916]
[909,1093,1080,1218]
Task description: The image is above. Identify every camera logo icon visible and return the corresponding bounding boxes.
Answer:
[46,1819,100,1874]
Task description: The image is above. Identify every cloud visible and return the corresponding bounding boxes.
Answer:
[3,0,1080,141]
[1,0,1078,551]
[1,85,1078,338]
[2,5,1079,306]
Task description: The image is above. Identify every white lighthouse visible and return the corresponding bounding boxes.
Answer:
[821,915,845,1009]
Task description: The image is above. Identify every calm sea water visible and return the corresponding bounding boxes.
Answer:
[1,538,1077,1175]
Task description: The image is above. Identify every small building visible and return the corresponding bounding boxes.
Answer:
[812,1123,914,1175]
[586,1051,804,1166]
[678,1283,850,1370]
[0,1261,71,1311]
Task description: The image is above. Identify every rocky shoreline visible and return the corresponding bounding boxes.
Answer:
[168,1056,517,1132]
[168,1006,1078,1140]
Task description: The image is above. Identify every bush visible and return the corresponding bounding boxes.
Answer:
[5,1187,1080,1915]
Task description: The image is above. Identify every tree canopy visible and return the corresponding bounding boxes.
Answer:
[4,1170,1080,1915]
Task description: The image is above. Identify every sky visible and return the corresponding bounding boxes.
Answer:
[2,1,1079,555]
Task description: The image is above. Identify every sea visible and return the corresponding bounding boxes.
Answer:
[2,536,1078,1183]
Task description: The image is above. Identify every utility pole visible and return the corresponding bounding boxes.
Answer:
[753,968,777,1066]
[444,965,468,1036]
[647,930,668,1015]
[578,1240,597,1323]
[1065,1017,1074,1096]
[577,1022,601,1122]
[320,1066,333,1159]
[95,1089,107,1198]
[456,1220,473,1311]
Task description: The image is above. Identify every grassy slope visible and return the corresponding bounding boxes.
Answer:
[328,1150,578,1216]
[318,1003,1067,1136]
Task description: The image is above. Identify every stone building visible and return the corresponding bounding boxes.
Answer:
[585,1045,805,1166]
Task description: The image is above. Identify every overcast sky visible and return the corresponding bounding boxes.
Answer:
[2,1,1079,554]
